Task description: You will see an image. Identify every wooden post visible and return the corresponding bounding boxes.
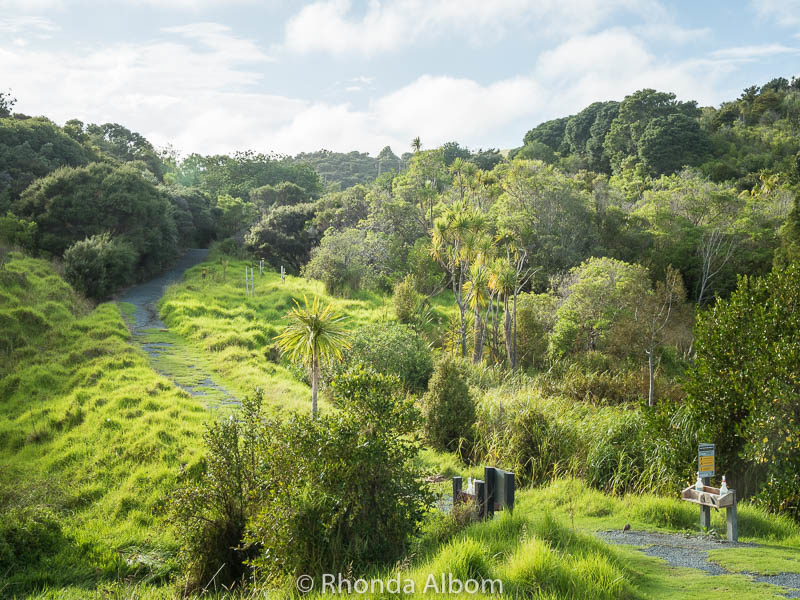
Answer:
[505,471,515,514]
[475,480,486,520]
[452,477,462,507]
[245,266,249,295]
[259,259,263,276]
[484,467,496,518]
[726,491,737,542]
[700,476,711,529]
[281,265,286,283]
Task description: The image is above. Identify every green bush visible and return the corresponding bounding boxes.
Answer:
[686,262,800,517]
[246,370,431,579]
[168,393,263,591]
[422,356,475,452]
[63,233,136,299]
[172,379,431,587]
[325,322,433,393]
[393,274,423,325]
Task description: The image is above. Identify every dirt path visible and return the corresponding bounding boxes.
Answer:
[597,530,800,598]
[117,249,238,408]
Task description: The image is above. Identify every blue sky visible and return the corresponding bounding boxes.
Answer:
[1,0,798,157]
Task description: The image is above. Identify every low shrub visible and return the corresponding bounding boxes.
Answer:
[324,322,433,393]
[422,356,475,452]
[64,233,136,299]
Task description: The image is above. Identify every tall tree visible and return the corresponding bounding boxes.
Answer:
[274,296,350,419]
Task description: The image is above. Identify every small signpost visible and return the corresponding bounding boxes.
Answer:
[697,443,715,529]
[280,265,286,283]
[681,442,738,541]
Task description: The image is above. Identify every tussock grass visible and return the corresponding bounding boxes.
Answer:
[0,253,211,595]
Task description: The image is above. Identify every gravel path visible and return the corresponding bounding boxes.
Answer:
[597,529,800,598]
[117,249,238,406]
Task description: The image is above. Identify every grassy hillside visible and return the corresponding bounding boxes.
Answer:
[0,253,211,596]
[157,255,453,415]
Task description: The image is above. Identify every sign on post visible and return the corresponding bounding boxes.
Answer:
[698,443,715,478]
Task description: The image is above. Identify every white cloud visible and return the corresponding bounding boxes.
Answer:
[0,16,58,32]
[283,0,664,56]
[751,0,800,26]
[710,44,800,60]
[0,19,761,157]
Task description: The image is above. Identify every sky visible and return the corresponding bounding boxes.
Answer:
[1,0,799,158]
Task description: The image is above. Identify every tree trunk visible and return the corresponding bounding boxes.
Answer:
[473,304,484,363]
[311,354,319,419]
[511,289,519,370]
[456,267,468,358]
[647,348,655,407]
[503,294,512,366]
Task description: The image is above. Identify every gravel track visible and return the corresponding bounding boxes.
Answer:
[117,249,238,406]
[597,530,800,597]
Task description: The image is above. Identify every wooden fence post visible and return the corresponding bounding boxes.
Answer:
[475,480,486,520]
[452,477,462,507]
[726,492,738,542]
[484,467,496,519]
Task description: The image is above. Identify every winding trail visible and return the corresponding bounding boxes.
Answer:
[118,249,238,408]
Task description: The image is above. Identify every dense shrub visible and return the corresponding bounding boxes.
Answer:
[303,227,389,296]
[686,262,800,517]
[422,356,475,452]
[14,162,178,277]
[325,322,433,393]
[168,394,263,591]
[473,391,578,486]
[515,292,557,369]
[393,274,423,325]
[64,233,136,299]
[172,381,431,588]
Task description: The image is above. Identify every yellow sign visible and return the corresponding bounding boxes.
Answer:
[699,456,714,470]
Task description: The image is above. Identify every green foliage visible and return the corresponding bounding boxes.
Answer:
[638,113,711,175]
[326,321,433,394]
[176,151,322,201]
[514,140,557,163]
[249,181,309,212]
[168,393,263,590]
[0,211,37,251]
[686,262,800,517]
[550,257,650,358]
[422,356,475,452]
[0,117,90,210]
[303,227,389,295]
[215,193,258,240]
[197,371,431,581]
[523,116,569,152]
[83,122,165,181]
[64,233,137,299]
[15,162,177,278]
[246,202,317,272]
[393,274,423,325]
[515,292,557,369]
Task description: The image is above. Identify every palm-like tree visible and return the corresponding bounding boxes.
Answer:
[274,295,350,418]
[411,136,422,153]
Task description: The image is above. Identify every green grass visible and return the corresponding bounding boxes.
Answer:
[0,253,212,596]
[157,257,453,416]
[4,252,800,599]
